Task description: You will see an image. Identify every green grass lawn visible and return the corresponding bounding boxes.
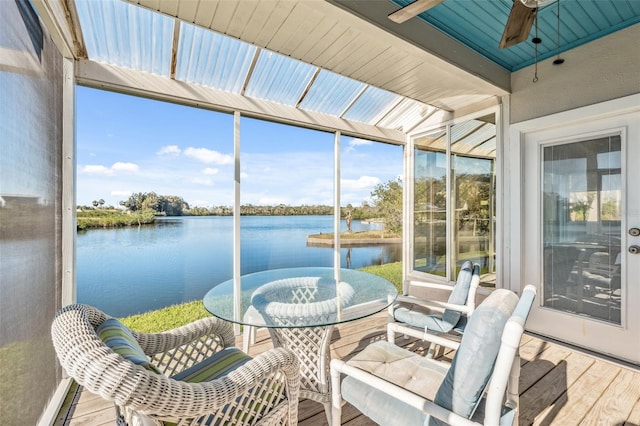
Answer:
[121,262,402,333]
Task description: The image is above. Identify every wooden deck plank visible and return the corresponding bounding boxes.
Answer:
[624,396,640,425]
[581,368,640,425]
[529,351,596,425]
[532,359,621,425]
[521,351,595,425]
[519,335,555,365]
[519,343,573,393]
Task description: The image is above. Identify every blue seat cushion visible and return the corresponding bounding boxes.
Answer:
[393,306,454,333]
[394,261,474,333]
[441,261,474,328]
[342,375,429,425]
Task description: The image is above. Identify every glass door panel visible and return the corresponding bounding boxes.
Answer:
[450,116,496,287]
[542,135,622,324]
[413,130,447,277]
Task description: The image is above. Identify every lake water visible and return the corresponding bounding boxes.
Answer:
[77,215,402,317]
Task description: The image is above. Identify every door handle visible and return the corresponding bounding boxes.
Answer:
[630,245,640,255]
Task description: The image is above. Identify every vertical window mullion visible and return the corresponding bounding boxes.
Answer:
[334,131,341,282]
[446,123,453,282]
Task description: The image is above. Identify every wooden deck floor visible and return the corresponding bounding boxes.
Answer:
[58,312,640,426]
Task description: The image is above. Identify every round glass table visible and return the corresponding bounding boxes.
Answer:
[203,267,398,422]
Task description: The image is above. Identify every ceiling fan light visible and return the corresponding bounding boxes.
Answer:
[519,0,556,8]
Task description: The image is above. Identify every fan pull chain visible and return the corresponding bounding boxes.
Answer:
[553,0,565,65]
[532,5,541,83]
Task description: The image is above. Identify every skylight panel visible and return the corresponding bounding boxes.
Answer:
[452,120,491,145]
[376,98,436,132]
[342,86,400,124]
[176,23,257,93]
[244,51,317,106]
[452,120,497,155]
[76,0,173,76]
[299,70,366,116]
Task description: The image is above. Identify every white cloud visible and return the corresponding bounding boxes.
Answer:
[111,190,132,197]
[184,147,233,165]
[191,177,214,186]
[341,175,381,191]
[111,162,140,173]
[202,167,219,175]
[344,138,373,152]
[157,145,181,156]
[240,172,249,179]
[349,138,373,147]
[80,162,139,175]
[80,165,111,175]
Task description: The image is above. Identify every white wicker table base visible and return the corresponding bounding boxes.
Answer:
[268,325,334,425]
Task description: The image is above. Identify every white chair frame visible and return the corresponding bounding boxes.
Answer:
[331,285,537,426]
[388,264,481,355]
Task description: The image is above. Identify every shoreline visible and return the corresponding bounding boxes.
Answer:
[306,235,401,247]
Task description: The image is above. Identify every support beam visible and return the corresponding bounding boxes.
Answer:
[76,59,406,145]
[32,0,86,59]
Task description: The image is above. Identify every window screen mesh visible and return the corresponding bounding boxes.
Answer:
[0,2,64,423]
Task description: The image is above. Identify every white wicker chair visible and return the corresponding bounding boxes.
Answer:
[388,261,480,357]
[331,286,537,426]
[51,304,300,426]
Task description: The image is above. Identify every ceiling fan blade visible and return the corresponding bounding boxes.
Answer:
[499,0,537,49]
[388,0,445,24]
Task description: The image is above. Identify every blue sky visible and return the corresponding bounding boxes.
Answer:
[77,86,403,209]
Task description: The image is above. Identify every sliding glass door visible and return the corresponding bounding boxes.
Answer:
[412,113,496,287]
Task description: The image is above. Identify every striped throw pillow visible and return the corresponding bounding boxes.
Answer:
[96,318,160,374]
[171,347,252,383]
[163,348,254,426]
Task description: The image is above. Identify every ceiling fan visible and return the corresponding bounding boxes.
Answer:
[388,0,557,49]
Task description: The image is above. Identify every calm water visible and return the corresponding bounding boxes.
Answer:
[77,215,401,317]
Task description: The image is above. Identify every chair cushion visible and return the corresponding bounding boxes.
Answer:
[342,376,429,425]
[394,261,474,333]
[342,340,449,426]
[441,261,474,328]
[346,340,447,400]
[96,318,160,374]
[171,346,252,383]
[433,289,518,420]
[393,305,454,333]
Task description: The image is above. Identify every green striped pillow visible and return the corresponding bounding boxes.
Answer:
[171,347,251,383]
[163,348,253,426]
[96,318,160,374]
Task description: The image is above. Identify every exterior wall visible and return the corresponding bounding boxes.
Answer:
[0,2,64,424]
[510,24,640,124]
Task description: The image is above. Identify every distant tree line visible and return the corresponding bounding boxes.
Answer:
[79,178,404,233]
[119,192,190,216]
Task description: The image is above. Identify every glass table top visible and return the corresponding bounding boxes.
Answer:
[203,267,398,328]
